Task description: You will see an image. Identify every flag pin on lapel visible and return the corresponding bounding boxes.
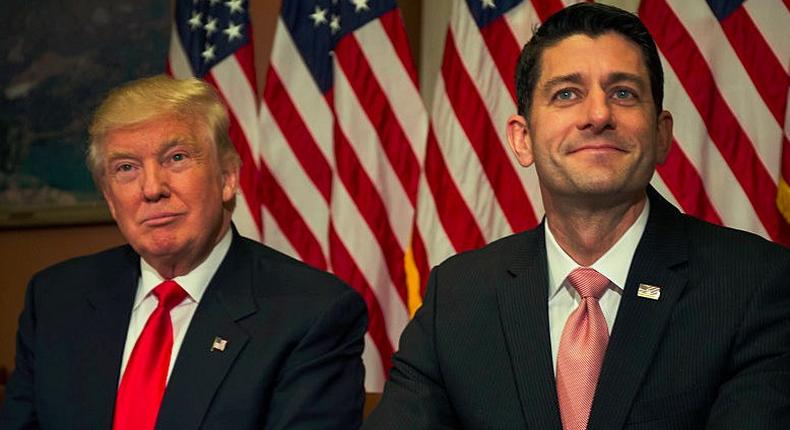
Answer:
[637,283,661,300]
[211,336,228,352]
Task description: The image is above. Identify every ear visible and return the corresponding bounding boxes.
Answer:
[655,110,673,164]
[506,114,534,167]
[221,159,240,203]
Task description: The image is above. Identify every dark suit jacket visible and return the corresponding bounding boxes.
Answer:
[0,228,368,429]
[364,188,790,429]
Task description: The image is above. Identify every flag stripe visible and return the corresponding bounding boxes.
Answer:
[333,125,409,305]
[719,7,788,126]
[335,35,421,204]
[656,142,724,225]
[424,127,487,253]
[263,68,333,201]
[442,32,537,233]
[378,9,419,87]
[258,160,328,269]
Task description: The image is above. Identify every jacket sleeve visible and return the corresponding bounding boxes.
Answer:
[0,277,40,429]
[706,251,790,429]
[362,267,460,430]
[262,287,368,430]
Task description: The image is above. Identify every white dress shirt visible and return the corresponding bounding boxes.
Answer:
[119,228,232,382]
[546,200,649,373]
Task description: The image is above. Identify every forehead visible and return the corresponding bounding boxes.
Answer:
[103,116,206,154]
[538,32,649,83]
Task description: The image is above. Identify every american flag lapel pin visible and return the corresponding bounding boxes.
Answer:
[637,283,661,300]
[211,336,228,352]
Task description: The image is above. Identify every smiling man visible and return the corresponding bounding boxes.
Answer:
[0,75,367,430]
[364,4,789,429]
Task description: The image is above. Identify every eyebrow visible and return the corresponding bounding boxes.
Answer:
[104,138,199,164]
[540,71,648,94]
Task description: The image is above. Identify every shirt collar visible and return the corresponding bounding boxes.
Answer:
[545,198,650,299]
[133,228,233,310]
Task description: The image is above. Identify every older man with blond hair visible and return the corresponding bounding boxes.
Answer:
[1,75,367,430]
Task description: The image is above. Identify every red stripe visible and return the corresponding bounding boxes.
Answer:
[529,0,567,22]
[720,7,788,125]
[642,0,787,244]
[203,73,262,234]
[333,124,409,306]
[783,140,790,180]
[335,35,421,204]
[424,127,487,252]
[442,32,538,232]
[410,226,430,296]
[263,68,332,202]
[329,225,394,374]
[378,10,420,88]
[258,161,328,270]
[656,141,723,225]
[479,17,521,101]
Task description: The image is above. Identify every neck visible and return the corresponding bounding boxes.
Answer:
[544,191,646,266]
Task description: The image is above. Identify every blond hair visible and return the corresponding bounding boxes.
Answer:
[87,74,240,184]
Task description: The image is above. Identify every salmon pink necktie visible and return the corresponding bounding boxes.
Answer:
[556,268,610,430]
[113,280,187,430]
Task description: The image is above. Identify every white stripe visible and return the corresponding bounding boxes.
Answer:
[210,57,260,164]
[353,21,429,160]
[334,66,414,250]
[431,77,512,243]
[503,0,542,47]
[362,334,385,392]
[415,173,457,267]
[451,6,545,223]
[331,182,410,347]
[662,54,770,238]
[168,27,194,79]
[742,0,790,68]
[258,101,330,257]
[261,206,300,260]
[269,18,334,164]
[232,189,261,241]
[667,0,783,180]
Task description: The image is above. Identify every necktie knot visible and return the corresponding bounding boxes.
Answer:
[567,267,609,299]
[153,280,187,312]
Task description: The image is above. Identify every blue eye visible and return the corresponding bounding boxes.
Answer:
[117,163,133,172]
[556,89,574,100]
[172,153,186,162]
[613,89,634,99]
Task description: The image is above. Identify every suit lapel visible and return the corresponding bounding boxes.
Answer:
[82,247,140,429]
[588,189,689,430]
[495,225,563,430]
[156,232,256,430]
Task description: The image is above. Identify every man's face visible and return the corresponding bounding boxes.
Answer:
[100,116,238,276]
[507,32,672,207]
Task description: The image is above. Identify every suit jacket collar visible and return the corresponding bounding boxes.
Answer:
[157,226,257,429]
[496,187,689,430]
[83,246,140,429]
[588,187,689,429]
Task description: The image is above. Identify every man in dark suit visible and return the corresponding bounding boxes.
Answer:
[364,3,790,429]
[0,75,367,429]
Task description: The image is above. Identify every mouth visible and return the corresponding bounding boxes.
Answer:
[141,212,184,227]
[568,143,627,155]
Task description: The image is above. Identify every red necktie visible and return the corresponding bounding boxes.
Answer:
[556,268,610,430]
[113,280,187,430]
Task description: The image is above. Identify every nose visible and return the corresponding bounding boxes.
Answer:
[579,89,614,133]
[140,163,170,201]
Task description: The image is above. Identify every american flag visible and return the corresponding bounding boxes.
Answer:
[414,0,790,293]
[258,0,426,392]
